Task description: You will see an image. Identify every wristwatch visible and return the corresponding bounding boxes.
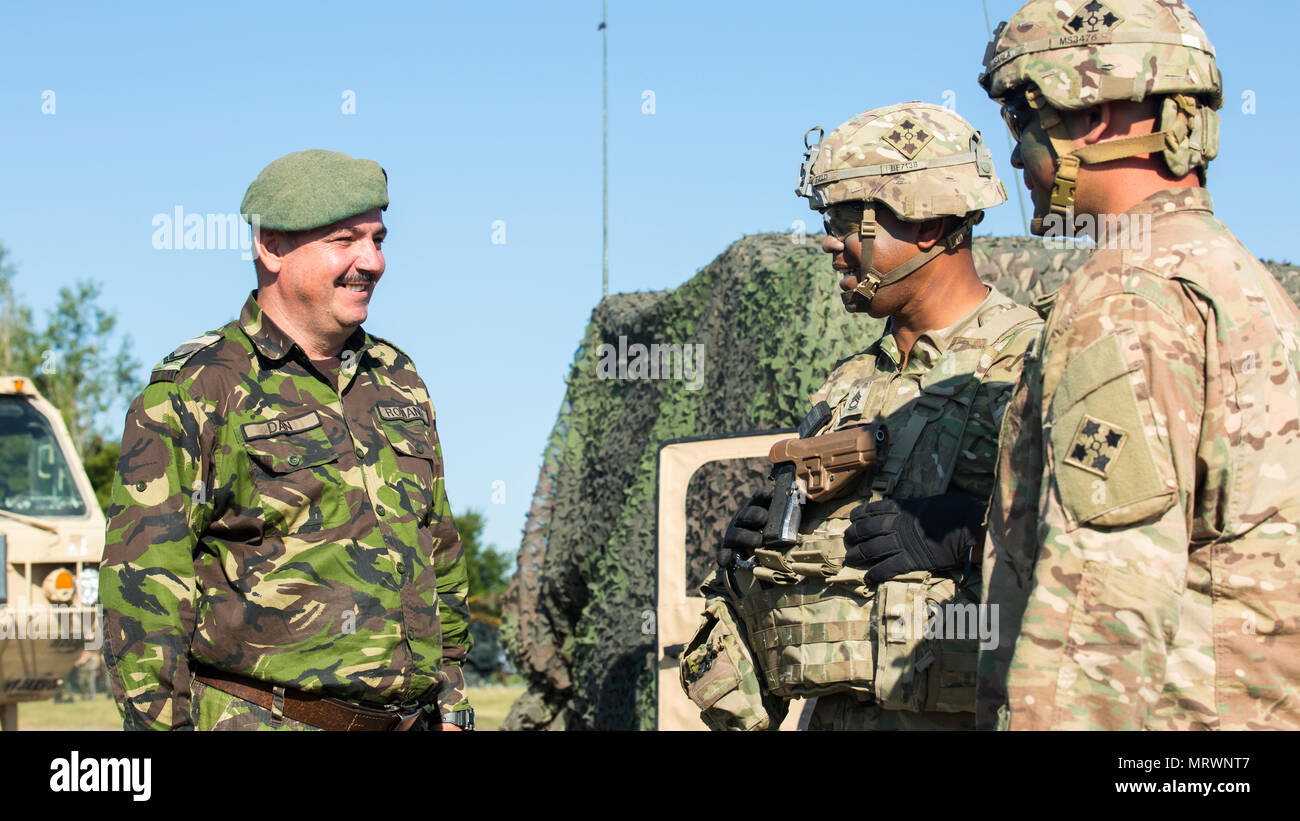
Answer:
[440,707,475,731]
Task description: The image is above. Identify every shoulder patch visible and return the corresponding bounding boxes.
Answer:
[149,332,223,384]
[1047,331,1176,528]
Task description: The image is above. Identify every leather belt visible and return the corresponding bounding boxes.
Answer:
[194,667,427,731]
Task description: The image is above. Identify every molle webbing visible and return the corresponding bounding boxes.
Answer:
[728,300,1036,708]
[871,393,949,496]
[748,619,872,651]
[733,580,876,699]
[872,302,1039,496]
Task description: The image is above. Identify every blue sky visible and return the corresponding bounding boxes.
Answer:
[0,0,1294,556]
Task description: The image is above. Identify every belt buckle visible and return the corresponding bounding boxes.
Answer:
[392,700,428,732]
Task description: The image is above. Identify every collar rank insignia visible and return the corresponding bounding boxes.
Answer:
[1067,1,1122,35]
[882,119,934,161]
[1064,414,1127,478]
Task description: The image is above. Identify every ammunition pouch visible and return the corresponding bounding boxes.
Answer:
[680,586,788,731]
[729,533,979,713]
[871,572,979,713]
[708,297,1033,714]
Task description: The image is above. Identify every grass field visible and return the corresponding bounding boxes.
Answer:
[9,685,525,731]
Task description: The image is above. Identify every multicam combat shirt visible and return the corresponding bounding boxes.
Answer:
[101,293,470,730]
[805,287,1040,729]
[981,188,1300,730]
[809,286,1042,503]
[724,286,1041,730]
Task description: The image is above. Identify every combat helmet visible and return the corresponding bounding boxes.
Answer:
[796,102,1006,311]
[980,0,1222,234]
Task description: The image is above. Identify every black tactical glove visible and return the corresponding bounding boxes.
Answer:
[842,494,985,584]
[716,485,772,569]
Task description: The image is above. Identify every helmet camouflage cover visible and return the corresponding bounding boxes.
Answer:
[979,0,1222,111]
[980,0,1222,232]
[796,102,1006,309]
[797,102,1007,220]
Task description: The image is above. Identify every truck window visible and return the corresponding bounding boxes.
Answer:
[0,397,87,516]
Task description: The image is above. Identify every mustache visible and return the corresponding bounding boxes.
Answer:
[337,272,375,285]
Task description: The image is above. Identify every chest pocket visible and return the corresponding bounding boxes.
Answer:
[241,411,349,535]
[872,352,983,498]
[378,417,439,524]
[831,376,889,431]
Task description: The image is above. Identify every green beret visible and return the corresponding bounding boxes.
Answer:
[240,149,389,232]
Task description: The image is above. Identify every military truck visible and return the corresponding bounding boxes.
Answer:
[0,376,105,730]
[656,431,808,730]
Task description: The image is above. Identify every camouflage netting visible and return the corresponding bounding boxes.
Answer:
[684,456,771,594]
[500,232,1300,731]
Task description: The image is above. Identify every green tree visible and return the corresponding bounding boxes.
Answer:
[82,436,121,513]
[0,242,141,510]
[457,508,512,597]
[0,245,35,375]
[29,280,140,457]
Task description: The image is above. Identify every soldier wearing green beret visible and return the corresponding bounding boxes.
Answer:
[99,149,475,731]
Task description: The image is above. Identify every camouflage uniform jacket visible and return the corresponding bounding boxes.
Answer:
[723,286,1040,729]
[808,286,1040,503]
[980,188,1300,730]
[807,287,1039,728]
[100,293,471,730]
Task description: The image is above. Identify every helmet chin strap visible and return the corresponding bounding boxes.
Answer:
[842,203,983,313]
[1024,87,1173,236]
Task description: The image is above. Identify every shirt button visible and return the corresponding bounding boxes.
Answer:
[376,506,387,517]
[395,560,406,575]
[415,444,425,454]
[135,481,146,492]
[354,447,364,460]
[288,454,302,467]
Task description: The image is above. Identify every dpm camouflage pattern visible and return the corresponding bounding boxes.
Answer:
[800,102,1005,219]
[981,188,1300,730]
[100,292,471,730]
[727,288,1041,730]
[189,680,317,731]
